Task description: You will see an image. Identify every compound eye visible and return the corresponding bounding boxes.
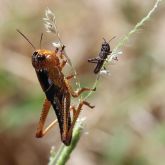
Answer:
[102,43,106,47]
[37,55,46,61]
[105,44,110,50]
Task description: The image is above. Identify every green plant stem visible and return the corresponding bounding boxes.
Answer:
[84,0,163,101]
[48,120,84,165]
[113,0,163,54]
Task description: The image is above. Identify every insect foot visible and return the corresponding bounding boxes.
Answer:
[92,87,96,91]
[35,130,43,138]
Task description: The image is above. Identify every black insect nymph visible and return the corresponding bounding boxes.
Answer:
[88,38,112,74]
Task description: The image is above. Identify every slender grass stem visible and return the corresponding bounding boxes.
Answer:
[48,120,84,165]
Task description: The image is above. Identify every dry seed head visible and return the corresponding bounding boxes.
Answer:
[44,8,57,34]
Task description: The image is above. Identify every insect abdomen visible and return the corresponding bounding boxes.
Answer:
[94,60,104,73]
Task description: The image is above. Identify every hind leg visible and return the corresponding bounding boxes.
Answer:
[35,98,58,138]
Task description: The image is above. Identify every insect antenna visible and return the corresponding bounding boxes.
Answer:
[16,29,36,50]
[102,37,107,42]
[108,36,116,43]
[39,33,43,49]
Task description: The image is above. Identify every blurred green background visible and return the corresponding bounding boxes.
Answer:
[0,0,165,165]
